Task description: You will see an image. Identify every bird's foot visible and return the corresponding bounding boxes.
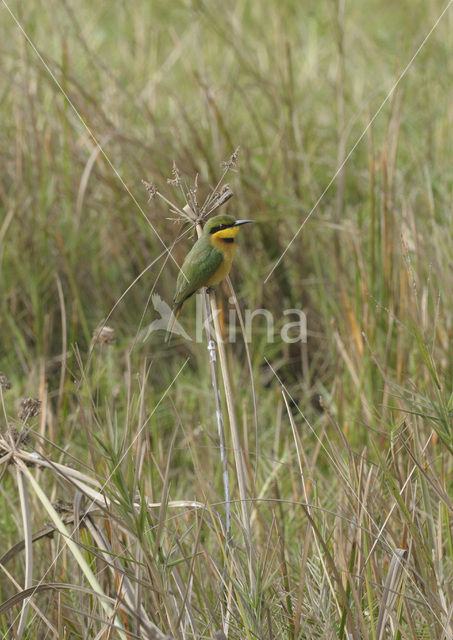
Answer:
[205,286,216,295]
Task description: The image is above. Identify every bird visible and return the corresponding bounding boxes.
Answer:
[166,214,253,341]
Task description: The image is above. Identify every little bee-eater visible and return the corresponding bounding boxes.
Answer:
[166,214,253,339]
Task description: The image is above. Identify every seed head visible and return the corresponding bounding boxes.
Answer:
[18,398,42,421]
[142,180,157,201]
[167,161,181,187]
[91,324,115,347]
[0,372,12,390]
[220,146,240,170]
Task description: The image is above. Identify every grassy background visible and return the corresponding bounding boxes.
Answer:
[0,0,452,638]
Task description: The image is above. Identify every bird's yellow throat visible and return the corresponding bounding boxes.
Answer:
[210,225,239,254]
[211,226,240,241]
[205,226,239,285]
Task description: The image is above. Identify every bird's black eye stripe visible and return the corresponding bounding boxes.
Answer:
[210,223,233,234]
[210,224,225,234]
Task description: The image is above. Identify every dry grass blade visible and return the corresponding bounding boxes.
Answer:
[0,562,57,635]
[8,449,213,518]
[76,135,114,223]
[14,459,128,640]
[440,604,453,640]
[0,583,116,617]
[281,388,362,637]
[375,548,406,640]
[14,468,33,639]
[0,583,175,639]
[82,516,154,634]
[0,519,79,566]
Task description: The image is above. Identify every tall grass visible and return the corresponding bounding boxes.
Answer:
[1,0,452,638]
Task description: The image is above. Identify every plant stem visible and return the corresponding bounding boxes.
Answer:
[201,289,231,545]
[207,289,256,594]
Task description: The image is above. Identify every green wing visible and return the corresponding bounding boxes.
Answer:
[173,241,222,308]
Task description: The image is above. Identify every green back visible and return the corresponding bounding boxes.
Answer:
[173,236,222,307]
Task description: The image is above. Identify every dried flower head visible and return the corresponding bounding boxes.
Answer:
[220,146,240,170]
[167,161,181,187]
[203,184,235,217]
[19,398,42,421]
[142,180,157,201]
[0,372,12,390]
[91,324,115,347]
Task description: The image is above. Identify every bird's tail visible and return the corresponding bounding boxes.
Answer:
[164,305,182,344]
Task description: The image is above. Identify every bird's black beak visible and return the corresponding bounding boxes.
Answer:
[233,219,254,227]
